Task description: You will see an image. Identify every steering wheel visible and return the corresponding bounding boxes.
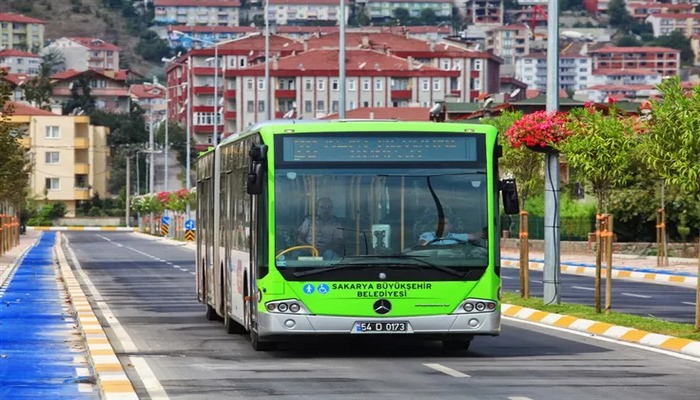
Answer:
[276,245,319,259]
[424,237,469,245]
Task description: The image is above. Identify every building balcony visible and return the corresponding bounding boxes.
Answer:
[470,70,480,78]
[275,111,287,118]
[223,111,237,120]
[391,89,412,99]
[192,67,216,76]
[74,163,89,175]
[194,86,216,95]
[224,89,236,98]
[275,89,296,98]
[74,187,90,200]
[74,137,89,149]
[21,137,31,149]
[193,124,215,133]
[450,90,462,97]
[193,106,215,112]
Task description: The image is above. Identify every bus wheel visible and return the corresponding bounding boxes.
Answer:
[250,329,277,351]
[205,304,218,321]
[224,313,246,334]
[441,338,472,352]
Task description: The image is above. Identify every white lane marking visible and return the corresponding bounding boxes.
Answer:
[423,363,470,378]
[76,367,90,377]
[683,301,696,306]
[166,261,173,265]
[621,292,652,299]
[505,316,700,363]
[508,397,534,400]
[131,356,170,399]
[65,236,170,399]
[78,383,93,392]
[532,279,543,283]
[571,285,594,291]
[501,276,516,280]
[189,272,195,275]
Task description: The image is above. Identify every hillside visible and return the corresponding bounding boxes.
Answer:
[1,0,159,77]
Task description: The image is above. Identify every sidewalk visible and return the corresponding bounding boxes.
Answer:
[0,230,41,287]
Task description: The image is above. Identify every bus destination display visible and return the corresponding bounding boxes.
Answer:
[283,136,478,162]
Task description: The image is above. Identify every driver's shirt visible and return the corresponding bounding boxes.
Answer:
[298,216,343,248]
[419,232,469,245]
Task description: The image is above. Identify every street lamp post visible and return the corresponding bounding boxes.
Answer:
[264,0,271,120]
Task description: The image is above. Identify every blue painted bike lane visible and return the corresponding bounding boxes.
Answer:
[0,231,97,399]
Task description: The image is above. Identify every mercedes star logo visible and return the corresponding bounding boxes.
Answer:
[373,299,391,315]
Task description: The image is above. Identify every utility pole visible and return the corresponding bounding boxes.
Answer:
[543,0,561,305]
[164,85,169,192]
[126,151,131,227]
[339,0,346,118]
[264,0,271,121]
[186,56,193,218]
[149,107,155,234]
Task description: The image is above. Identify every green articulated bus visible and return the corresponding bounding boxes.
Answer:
[195,119,519,351]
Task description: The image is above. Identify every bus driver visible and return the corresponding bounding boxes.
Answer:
[297,197,344,260]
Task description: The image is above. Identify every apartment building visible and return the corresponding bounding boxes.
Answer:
[154,0,241,26]
[574,84,660,103]
[0,49,40,75]
[42,37,120,72]
[0,72,29,101]
[9,102,110,216]
[269,0,348,25]
[305,32,503,103]
[588,46,680,76]
[583,0,611,16]
[485,24,531,65]
[627,2,694,22]
[645,13,700,38]
[51,69,137,112]
[231,49,459,131]
[589,68,663,87]
[515,52,593,92]
[464,0,504,25]
[0,13,45,52]
[129,83,166,113]
[366,0,451,25]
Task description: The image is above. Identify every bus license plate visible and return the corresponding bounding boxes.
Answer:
[353,321,409,333]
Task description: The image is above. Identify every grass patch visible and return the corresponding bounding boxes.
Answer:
[502,292,700,341]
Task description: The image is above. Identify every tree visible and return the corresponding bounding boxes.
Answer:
[651,31,694,65]
[419,8,437,26]
[23,51,63,110]
[0,71,31,209]
[483,110,544,210]
[156,120,192,175]
[608,0,634,31]
[642,76,700,329]
[393,8,411,26]
[63,76,96,115]
[616,35,643,47]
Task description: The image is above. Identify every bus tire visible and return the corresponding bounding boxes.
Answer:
[250,329,277,351]
[224,313,246,334]
[441,338,472,352]
[205,304,218,321]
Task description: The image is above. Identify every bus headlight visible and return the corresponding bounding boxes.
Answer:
[264,299,310,315]
[453,298,498,314]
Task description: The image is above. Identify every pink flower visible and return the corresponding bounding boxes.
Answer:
[505,111,571,149]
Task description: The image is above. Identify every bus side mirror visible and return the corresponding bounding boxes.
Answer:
[247,144,268,195]
[500,178,519,215]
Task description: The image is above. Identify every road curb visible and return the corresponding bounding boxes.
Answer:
[55,232,139,400]
[502,303,700,358]
[29,226,137,231]
[502,258,698,287]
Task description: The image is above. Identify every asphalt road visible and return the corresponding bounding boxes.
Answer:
[501,266,696,323]
[62,231,700,400]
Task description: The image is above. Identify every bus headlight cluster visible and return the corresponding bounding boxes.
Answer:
[453,299,498,314]
[264,299,310,314]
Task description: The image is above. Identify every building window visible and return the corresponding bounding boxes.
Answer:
[258,100,265,112]
[348,79,356,91]
[441,59,450,69]
[332,100,339,112]
[305,79,312,91]
[304,100,312,113]
[374,79,383,91]
[375,100,383,107]
[247,100,254,113]
[45,151,60,164]
[433,79,441,91]
[362,79,370,91]
[246,79,253,90]
[332,79,339,91]
[240,58,246,67]
[257,79,265,91]
[316,100,325,111]
[317,79,325,91]
[45,126,60,139]
[45,177,59,191]
[473,60,483,71]
[473,78,482,90]
[421,79,429,91]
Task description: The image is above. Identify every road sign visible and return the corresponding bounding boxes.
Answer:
[161,215,171,225]
[185,230,195,241]
[184,219,195,230]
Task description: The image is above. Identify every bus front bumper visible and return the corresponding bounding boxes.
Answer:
[257,312,500,338]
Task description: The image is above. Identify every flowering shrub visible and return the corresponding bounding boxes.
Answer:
[505,110,572,150]
[130,193,163,214]
[131,189,196,214]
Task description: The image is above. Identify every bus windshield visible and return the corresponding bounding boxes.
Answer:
[273,167,489,280]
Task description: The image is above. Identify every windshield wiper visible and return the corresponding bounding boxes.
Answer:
[340,255,467,279]
[292,263,373,277]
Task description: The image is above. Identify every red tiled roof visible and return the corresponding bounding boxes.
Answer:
[628,2,693,9]
[306,32,436,52]
[322,107,431,121]
[213,33,305,52]
[270,0,342,4]
[589,46,679,53]
[648,12,700,19]
[0,13,45,24]
[581,84,656,91]
[276,26,340,34]
[4,101,56,116]
[380,26,451,34]
[593,68,660,76]
[129,83,166,99]
[0,49,40,58]
[526,89,540,99]
[0,73,30,86]
[247,49,456,75]
[53,87,130,97]
[51,69,131,81]
[155,0,241,6]
[68,37,120,51]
